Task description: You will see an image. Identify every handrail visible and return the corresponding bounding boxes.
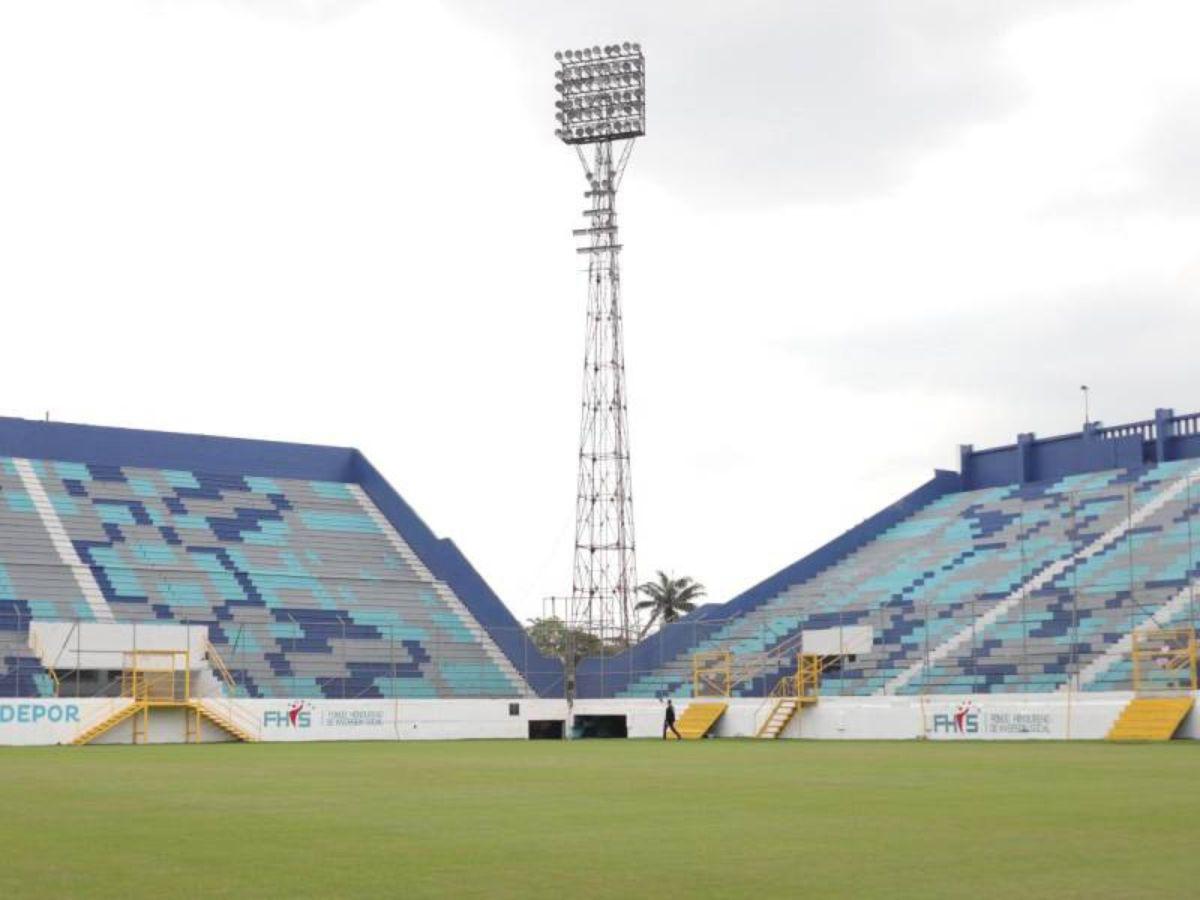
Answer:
[205,640,239,697]
[72,696,135,739]
[28,629,63,697]
[1171,412,1200,436]
[719,626,821,694]
[197,696,262,740]
[1099,420,1156,440]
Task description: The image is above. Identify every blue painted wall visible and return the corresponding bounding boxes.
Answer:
[960,408,1199,490]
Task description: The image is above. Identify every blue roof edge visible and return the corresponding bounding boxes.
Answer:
[0,416,358,480]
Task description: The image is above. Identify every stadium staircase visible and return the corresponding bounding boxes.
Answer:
[756,654,823,739]
[756,698,799,739]
[1106,697,1194,741]
[70,698,259,745]
[666,702,727,740]
[71,643,260,745]
[190,698,259,743]
[71,698,139,745]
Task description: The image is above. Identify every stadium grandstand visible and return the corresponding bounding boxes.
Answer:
[577,407,1200,707]
[1,409,1198,744]
[0,416,560,708]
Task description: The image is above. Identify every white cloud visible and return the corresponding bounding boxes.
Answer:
[0,0,1198,622]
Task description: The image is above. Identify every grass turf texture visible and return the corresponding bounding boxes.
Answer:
[1,740,1196,899]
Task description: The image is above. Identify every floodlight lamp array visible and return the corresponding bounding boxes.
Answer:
[553,42,644,144]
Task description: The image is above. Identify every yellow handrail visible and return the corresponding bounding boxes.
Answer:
[28,629,63,697]
[692,650,733,697]
[196,697,261,740]
[205,640,239,696]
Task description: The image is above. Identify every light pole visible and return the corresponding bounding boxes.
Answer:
[1081,385,1090,428]
[553,42,645,649]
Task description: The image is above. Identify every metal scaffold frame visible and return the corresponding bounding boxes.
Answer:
[553,42,646,652]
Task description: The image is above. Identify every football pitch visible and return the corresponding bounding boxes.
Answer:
[1,740,1196,899]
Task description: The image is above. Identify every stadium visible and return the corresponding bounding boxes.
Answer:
[1,407,1198,745]
[5,3,1200,899]
[1,411,1198,896]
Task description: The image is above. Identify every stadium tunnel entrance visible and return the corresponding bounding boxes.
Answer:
[528,720,565,740]
[570,714,628,739]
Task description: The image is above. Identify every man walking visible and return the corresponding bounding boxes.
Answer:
[663,698,681,740]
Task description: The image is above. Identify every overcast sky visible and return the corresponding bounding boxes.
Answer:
[2,1,1199,624]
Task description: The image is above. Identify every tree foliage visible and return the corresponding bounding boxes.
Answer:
[525,616,605,664]
[636,571,706,637]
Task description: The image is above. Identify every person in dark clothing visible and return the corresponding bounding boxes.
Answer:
[663,698,681,740]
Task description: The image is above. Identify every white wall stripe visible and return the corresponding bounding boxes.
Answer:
[13,458,114,623]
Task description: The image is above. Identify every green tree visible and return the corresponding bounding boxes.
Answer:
[525,616,604,665]
[636,571,706,637]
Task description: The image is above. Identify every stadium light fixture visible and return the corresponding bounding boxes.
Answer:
[553,42,645,145]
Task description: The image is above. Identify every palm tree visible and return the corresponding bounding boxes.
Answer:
[636,571,706,637]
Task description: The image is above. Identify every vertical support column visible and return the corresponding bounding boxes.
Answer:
[1016,433,1036,485]
[1155,407,1174,463]
[959,444,974,490]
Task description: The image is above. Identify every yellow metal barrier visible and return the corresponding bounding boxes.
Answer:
[798,653,821,701]
[121,649,191,704]
[692,650,733,697]
[1132,627,1197,693]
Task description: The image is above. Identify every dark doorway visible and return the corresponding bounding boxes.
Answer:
[528,719,565,740]
[571,714,628,738]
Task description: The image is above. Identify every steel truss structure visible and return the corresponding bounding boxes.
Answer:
[554,43,645,645]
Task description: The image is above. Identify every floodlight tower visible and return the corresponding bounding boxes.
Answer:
[553,42,646,646]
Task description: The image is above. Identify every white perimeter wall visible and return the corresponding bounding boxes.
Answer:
[2,693,1198,746]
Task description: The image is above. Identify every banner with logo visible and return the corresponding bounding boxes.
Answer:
[917,695,1129,741]
[254,700,396,741]
[0,699,109,746]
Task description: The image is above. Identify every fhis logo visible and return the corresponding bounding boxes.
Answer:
[932,700,979,735]
[264,701,311,728]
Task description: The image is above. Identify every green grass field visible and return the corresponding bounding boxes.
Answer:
[1,740,1196,898]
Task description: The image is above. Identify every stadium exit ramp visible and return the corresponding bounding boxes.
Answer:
[1106,697,1194,741]
[667,702,727,740]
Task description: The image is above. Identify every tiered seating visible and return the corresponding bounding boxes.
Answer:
[902,460,1200,696]
[622,460,1200,698]
[0,456,527,699]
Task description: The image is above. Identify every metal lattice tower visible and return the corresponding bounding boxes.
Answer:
[554,42,646,644]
